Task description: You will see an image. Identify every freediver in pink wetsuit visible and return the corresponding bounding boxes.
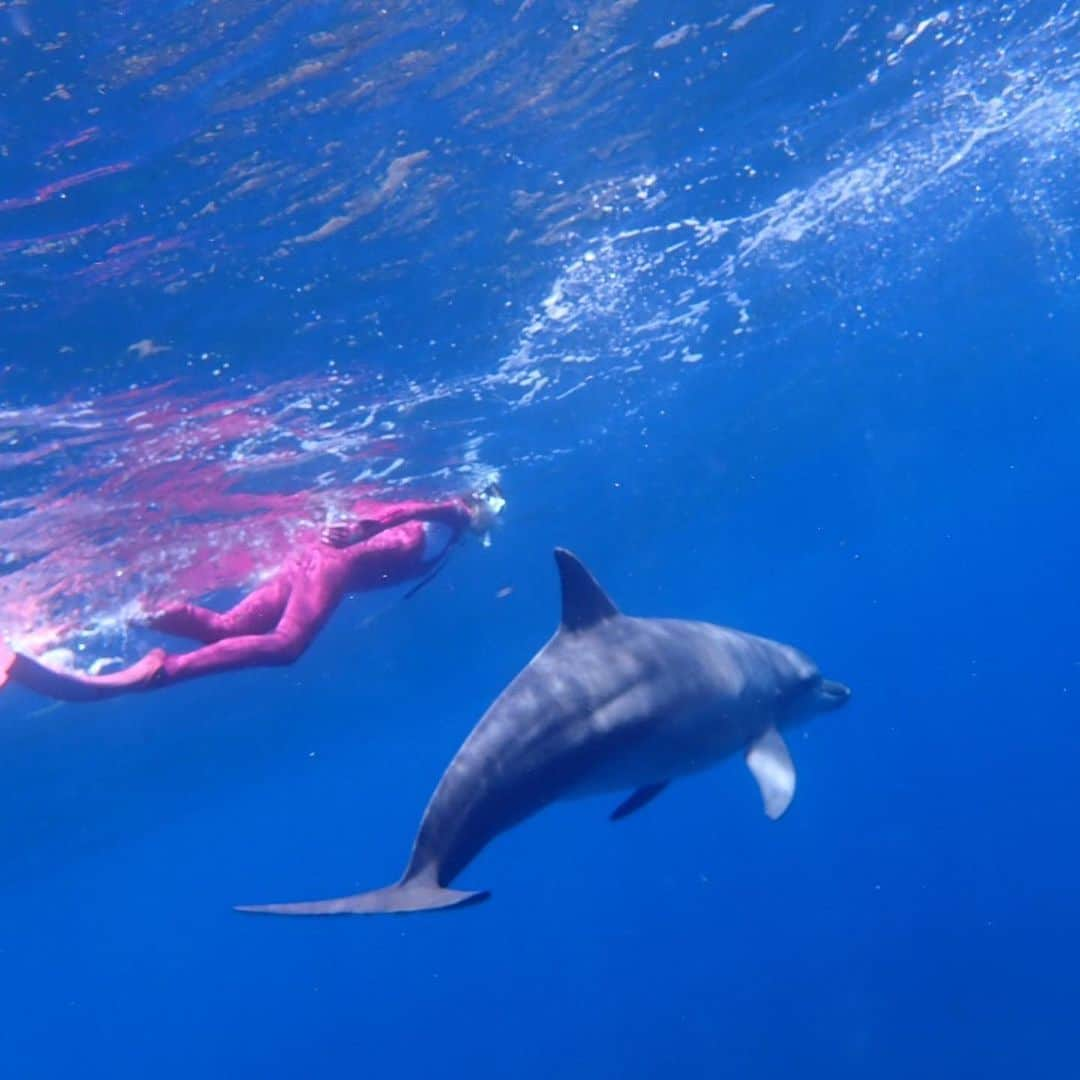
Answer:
[0,490,502,703]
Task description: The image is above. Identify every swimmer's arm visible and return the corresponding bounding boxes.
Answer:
[320,499,474,549]
[321,521,379,549]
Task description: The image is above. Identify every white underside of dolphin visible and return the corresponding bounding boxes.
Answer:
[237,548,851,916]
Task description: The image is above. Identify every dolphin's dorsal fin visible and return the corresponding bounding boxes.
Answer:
[553,548,619,632]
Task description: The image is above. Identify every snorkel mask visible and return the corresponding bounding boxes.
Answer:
[470,480,506,546]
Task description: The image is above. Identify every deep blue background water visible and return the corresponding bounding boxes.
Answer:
[2,2,1079,1077]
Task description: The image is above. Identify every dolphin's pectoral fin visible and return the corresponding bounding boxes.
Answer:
[610,781,669,821]
[745,726,796,820]
[553,548,619,632]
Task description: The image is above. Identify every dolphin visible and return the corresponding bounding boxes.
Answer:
[238,548,850,916]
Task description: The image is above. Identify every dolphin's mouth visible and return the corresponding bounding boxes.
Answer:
[818,679,852,708]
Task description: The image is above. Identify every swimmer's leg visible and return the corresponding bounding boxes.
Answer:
[157,569,339,684]
[157,628,310,683]
[148,576,291,643]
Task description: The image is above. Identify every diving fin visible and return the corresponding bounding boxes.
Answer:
[1,647,165,702]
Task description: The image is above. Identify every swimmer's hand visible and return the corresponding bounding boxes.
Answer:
[321,524,353,548]
[320,519,384,548]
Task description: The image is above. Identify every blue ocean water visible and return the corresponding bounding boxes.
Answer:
[1,1,1078,1076]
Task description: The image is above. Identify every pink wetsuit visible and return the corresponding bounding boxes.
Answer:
[0,497,472,702]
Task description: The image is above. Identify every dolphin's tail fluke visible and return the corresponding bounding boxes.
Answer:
[235,879,490,917]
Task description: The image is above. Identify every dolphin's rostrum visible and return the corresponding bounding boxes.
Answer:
[238,548,850,916]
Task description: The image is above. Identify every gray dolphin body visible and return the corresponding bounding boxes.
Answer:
[239,549,850,916]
